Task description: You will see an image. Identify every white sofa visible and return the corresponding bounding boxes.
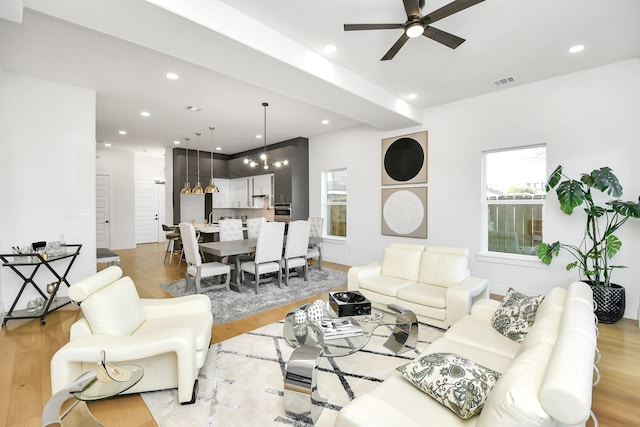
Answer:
[50,266,213,404]
[348,244,489,329]
[336,281,599,427]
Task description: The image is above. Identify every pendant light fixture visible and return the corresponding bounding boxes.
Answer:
[180,137,192,194]
[205,126,219,193]
[243,102,289,169]
[192,132,204,194]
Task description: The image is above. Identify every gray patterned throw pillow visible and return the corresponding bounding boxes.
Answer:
[397,352,501,419]
[491,287,545,343]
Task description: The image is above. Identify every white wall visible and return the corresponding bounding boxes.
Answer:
[309,59,640,320]
[0,71,96,311]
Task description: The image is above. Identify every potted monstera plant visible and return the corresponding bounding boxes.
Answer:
[537,165,640,323]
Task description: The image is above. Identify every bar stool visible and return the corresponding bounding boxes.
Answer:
[162,225,180,265]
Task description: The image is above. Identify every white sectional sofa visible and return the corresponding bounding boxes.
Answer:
[348,244,490,329]
[336,281,599,427]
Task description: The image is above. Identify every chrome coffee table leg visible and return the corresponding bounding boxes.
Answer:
[383,305,419,354]
[284,345,326,424]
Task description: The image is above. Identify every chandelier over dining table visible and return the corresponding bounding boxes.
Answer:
[244,102,289,169]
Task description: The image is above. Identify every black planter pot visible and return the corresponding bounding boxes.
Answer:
[588,282,626,324]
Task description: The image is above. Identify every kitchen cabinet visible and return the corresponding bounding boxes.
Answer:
[229,177,249,208]
[210,178,229,208]
[250,174,273,207]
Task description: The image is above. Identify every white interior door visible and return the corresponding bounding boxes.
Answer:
[136,179,160,243]
[96,174,111,248]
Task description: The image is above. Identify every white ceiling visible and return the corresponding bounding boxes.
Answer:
[1,0,639,156]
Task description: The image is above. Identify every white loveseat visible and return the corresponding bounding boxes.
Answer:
[348,244,489,329]
[50,266,213,404]
[336,281,599,427]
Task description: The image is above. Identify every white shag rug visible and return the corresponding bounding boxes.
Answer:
[141,319,444,426]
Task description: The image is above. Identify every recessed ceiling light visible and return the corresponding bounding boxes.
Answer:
[569,44,584,53]
[216,147,222,151]
[104,143,112,147]
[256,134,263,139]
[119,130,127,135]
[407,93,418,100]
[166,72,179,80]
[173,140,180,145]
[324,44,337,54]
[321,119,329,125]
[141,111,150,117]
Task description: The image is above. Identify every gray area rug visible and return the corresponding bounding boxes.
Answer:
[141,319,445,426]
[160,268,348,324]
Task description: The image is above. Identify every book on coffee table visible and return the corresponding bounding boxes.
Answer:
[316,318,362,340]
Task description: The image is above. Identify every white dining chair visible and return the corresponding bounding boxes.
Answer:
[245,217,266,239]
[179,223,231,293]
[240,221,285,293]
[307,217,324,270]
[282,220,310,286]
[219,218,244,241]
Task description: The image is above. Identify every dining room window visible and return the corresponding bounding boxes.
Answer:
[483,145,546,256]
[323,168,347,238]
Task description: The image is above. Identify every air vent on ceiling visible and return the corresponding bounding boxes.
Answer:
[493,76,515,86]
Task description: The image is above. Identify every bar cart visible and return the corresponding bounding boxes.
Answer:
[1,244,82,326]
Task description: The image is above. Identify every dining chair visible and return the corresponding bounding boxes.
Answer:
[245,217,266,239]
[282,220,310,286]
[219,218,244,241]
[162,224,180,265]
[307,217,324,270]
[179,223,231,293]
[240,221,285,293]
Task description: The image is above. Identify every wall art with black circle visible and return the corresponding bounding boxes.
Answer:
[382,187,428,238]
[382,131,427,185]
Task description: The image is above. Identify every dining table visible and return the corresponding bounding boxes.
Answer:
[199,236,323,292]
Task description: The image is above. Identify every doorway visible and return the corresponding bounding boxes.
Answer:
[135,179,163,244]
[96,174,111,248]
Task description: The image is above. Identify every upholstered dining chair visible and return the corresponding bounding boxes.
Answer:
[179,222,231,293]
[307,217,324,270]
[245,217,266,239]
[219,218,244,241]
[282,220,310,286]
[162,224,180,265]
[240,221,285,293]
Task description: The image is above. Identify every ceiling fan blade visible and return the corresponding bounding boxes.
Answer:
[403,0,421,17]
[344,23,405,31]
[381,33,410,61]
[423,26,465,49]
[423,0,485,25]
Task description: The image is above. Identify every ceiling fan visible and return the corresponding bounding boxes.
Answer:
[344,0,485,61]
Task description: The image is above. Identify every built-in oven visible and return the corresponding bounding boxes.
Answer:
[274,203,292,222]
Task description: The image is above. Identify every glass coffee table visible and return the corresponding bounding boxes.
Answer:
[283,302,418,357]
[42,365,144,427]
[282,302,417,424]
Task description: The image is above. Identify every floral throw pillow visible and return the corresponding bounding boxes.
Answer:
[397,352,501,419]
[491,287,545,343]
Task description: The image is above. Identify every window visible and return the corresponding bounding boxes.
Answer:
[323,168,347,238]
[484,145,546,256]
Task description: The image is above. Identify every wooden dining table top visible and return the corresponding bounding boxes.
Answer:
[199,236,322,257]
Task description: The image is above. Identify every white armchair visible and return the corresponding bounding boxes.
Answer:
[50,266,212,404]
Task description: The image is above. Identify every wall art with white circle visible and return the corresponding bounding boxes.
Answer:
[381,187,428,238]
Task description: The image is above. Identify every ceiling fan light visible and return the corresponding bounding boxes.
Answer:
[250,161,257,167]
[244,158,249,164]
[283,160,289,166]
[405,23,424,38]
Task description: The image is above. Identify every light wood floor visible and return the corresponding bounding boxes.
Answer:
[0,242,638,426]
